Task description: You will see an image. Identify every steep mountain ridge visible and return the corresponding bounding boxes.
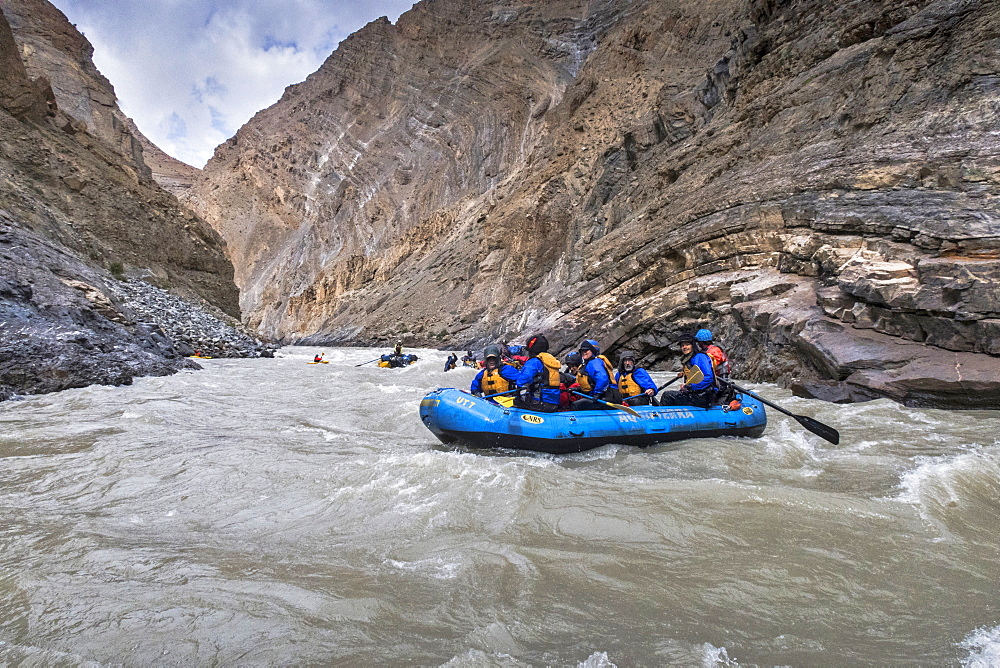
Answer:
[193,0,998,406]
[1,0,238,310]
[1,0,152,181]
[193,0,722,335]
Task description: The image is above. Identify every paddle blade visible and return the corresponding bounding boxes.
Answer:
[685,366,704,385]
[614,402,641,417]
[730,382,840,445]
[794,415,840,445]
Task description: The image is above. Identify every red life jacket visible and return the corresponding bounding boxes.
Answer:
[705,344,731,378]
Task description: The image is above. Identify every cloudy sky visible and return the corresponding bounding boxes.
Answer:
[51,0,416,168]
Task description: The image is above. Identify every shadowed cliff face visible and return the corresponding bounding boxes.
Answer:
[1,0,152,181]
[191,0,1000,407]
[1,0,238,315]
[0,1,262,400]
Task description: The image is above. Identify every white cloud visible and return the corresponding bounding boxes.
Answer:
[52,0,415,168]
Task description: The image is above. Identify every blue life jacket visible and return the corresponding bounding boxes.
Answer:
[581,357,611,397]
[686,352,716,391]
[516,355,561,405]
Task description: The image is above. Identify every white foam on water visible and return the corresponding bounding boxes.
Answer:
[887,446,1000,543]
[701,643,739,666]
[441,649,527,667]
[762,418,816,454]
[560,444,623,462]
[578,651,617,667]
[385,556,462,580]
[959,625,1000,667]
[894,447,1000,508]
[375,384,409,394]
[397,496,440,517]
[0,640,102,666]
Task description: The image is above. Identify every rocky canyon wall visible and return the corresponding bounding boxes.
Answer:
[190,0,1000,408]
[0,0,264,400]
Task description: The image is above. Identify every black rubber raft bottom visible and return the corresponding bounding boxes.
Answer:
[431,425,767,455]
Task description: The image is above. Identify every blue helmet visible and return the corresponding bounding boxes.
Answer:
[695,329,713,342]
[579,339,600,355]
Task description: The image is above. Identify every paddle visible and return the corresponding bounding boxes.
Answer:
[481,389,519,400]
[655,377,680,393]
[570,389,641,417]
[729,382,840,445]
[355,357,380,367]
[654,366,703,393]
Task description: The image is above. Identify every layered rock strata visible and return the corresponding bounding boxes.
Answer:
[189,0,999,408]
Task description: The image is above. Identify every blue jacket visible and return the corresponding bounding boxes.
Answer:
[471,364,520,394]
[516,357,561,405]
[581,357,611,398]
[615,367,657,393]
[685,352,716,391]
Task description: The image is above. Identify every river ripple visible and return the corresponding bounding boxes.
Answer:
[1,346,998,666]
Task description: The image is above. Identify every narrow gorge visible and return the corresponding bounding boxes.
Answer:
[187,0,1000,408]
[2,0,999,408]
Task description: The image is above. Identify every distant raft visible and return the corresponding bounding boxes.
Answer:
[419,388,767,455]
[379,353,418,368]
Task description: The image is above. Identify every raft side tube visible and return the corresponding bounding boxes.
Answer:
[418,388,767,453]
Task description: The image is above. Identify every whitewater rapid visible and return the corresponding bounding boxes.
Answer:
[0,346,997,665]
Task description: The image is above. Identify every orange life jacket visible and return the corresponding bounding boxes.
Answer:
[480,365,514,394]
[704,343,731,379]
[618,372,643,399]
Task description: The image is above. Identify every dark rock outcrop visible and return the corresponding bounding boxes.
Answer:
[189,0,1000,408]
[0,213,187,400]
[0,212,272,401]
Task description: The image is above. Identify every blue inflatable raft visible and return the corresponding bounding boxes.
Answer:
[419,388,767,454]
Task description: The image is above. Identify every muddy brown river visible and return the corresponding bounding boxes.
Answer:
[1,347,998,665]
